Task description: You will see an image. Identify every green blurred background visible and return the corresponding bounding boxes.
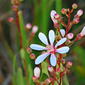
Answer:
[0,0,85,85]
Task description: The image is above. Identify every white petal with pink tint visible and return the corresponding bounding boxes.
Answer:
[60,29,65,37]
[50,10,58,23]
[56,46,69,54]
[34,67,40,78]
[38,32,49,45]
[30,44,46,50]
[55,38,67,47]
[80,26,85,36]
[35,53,50,64]
[32,26,38,33]
[77,9,83,16]
[50,54,56,66]
[49,30,55,45]
[50,10,56,19]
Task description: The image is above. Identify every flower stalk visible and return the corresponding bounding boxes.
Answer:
[29,3,84,85]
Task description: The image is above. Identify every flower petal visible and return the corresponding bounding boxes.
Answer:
[35,53,50,64]
[30,44,46,50]
[50,10,57,23]
[55,38,67,47]
[56,46,70,54]
[60,29,65,37]
[50,10,56,19]
[49,30,55,45]
[50,54,56,66]
[80,26,85,36]
[38,32,49,45]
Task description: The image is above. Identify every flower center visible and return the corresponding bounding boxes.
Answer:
[46,45,56,54]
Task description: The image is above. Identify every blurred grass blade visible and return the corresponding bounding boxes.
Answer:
[41,0,48,33]
[16,68,25,85]
[16,27,21,50]
[4,41,15,60]
[20,0,24,2]
[20,48,34,85]
[12,55,17,85]
[56,0,62,14]
[12,75,17,85]
[27,64,34,85]
[63,74,69,85]
[13,55,17,74]
[20,48,31,64]
[18,11,27,47]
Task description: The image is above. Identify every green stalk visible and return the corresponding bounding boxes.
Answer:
[33,0,40,26]
[16,68,25,85]
[41,0,48,34]
[20,48,34,85]
[18,11,27,48]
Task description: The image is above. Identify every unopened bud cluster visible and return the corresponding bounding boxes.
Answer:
[25,23,38,34]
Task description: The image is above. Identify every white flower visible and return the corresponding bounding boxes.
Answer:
[30,30,70,66]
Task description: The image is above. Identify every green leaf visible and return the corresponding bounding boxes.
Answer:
[63,74,69,85]
[73,46,85,66]
[3,41,15,61]
[20,48,34,85]
[40,73,48,82]
[18,11,27,47]
[20,48,26,59]
[27,64,34,85]
[41,61,49,76]
[13,55,17,74]
[12,75,17,85]
[16,27,21,50]
[54,82,58,85]
[16,68,25,85]
[41,0,48,34]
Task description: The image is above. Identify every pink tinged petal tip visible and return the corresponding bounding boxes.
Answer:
[32,25,38,33]
[60,29,66,37]
[35,53,50,65]
[56,46,70,54]
[50,54,56,66]
[38,32,49,45]
[80,26,85,36]
[55,38,67,47]
[50,10,58,23]
[49,30,55,45]
[77,9,83,17]
[50,10,56,19]
[30,44,46,50]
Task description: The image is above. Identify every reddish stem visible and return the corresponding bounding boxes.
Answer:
[59,76,62,85]
[15,10,22,48]
[52,81,54,85]
[66,12,71,34]
[58,54,63,67]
